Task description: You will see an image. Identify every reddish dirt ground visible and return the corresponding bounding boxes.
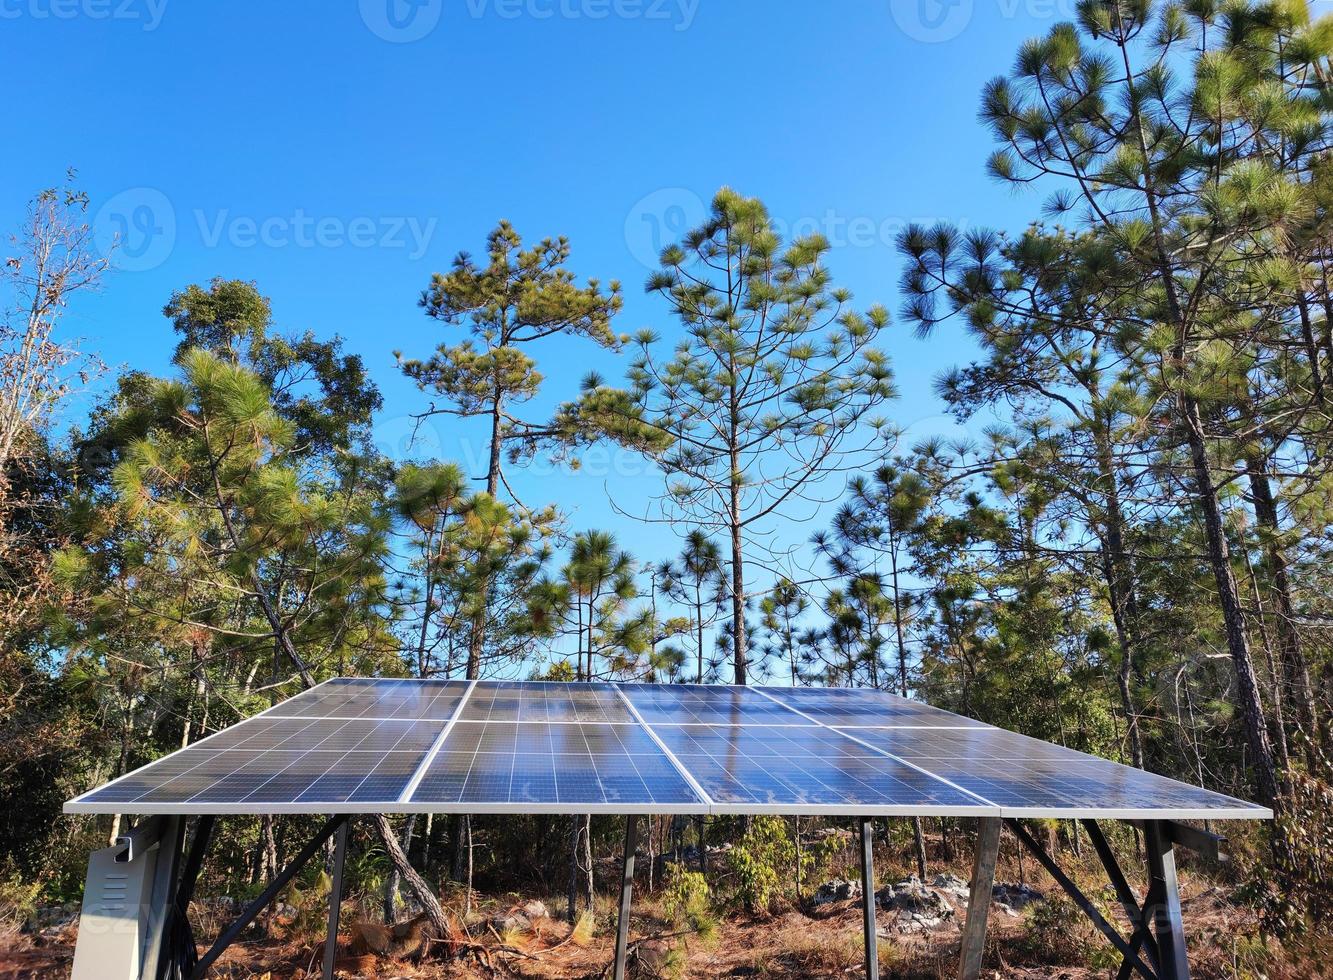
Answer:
[1,877,1317,980]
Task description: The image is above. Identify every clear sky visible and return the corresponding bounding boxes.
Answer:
[4,0,1069,642]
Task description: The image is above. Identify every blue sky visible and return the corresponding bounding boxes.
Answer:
[4,0,1068,657]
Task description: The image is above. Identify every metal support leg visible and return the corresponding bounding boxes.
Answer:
[142,816,184,980]
[958,816,1000,980]
[859,817,879,980]
[612,814,640,980]
[322,818,350,980]
[160,815,216,980]
[1083,819,1160,978]
[1145,821,1190,980]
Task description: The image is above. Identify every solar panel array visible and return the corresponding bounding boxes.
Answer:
[66,679,1270,819]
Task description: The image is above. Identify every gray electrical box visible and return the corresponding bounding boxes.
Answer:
[71,817,180,980]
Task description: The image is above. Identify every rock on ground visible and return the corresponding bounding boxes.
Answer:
[876,876,957,933]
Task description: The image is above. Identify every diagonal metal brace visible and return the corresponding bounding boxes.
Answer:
[1082,819,1160,976]
[190,815,348,979]
[1005,819,1159,980]
[1114,881,1163,980]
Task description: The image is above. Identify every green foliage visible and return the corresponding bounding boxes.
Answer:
[1253,771,1333,935]
[1017,896,1105,966]
[657,530,727,683]
[164,278,380,455]
[283,867,333,940]
[399,221,625,495]
[0,862,44,927]
[627,188,895,682]
[8,5,1333,953]
[726,816,808,914]
[661,862,716,939]
[392,461,553,678]
[529,529,650,679]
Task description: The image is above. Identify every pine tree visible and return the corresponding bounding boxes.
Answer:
[897,0,1333,806]
[629,189,894,684]
[658,530,727,683]
[399,221,624,499]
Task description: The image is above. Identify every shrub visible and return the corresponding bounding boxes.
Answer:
[0,863,43,929]
[1259,771,1333,936]
[662,862,716,940]
[727,817,805,914]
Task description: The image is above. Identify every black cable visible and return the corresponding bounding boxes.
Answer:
[159,816,215,980]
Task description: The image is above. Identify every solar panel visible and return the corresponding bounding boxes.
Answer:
[651,724,991,815]
[411,721,704,812]
[620,682,811,725]
[64,679,1271,820]
[759,685,994,729]
[74,716,443,811]
[460,680,635,723]
[260,677,471,720]
[841,727,1265,819]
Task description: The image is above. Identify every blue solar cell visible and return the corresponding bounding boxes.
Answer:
[262,678,471,720]
[621,683,809,725]
[461,681,635,723]
[409,722,705,809]
[759,685,992,728]
[652,725,989,812]
[840,727,1262,817]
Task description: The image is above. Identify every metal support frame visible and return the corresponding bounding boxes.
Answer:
[612,814,640,980]
[1005,818,1195,980]
[1083,819,1161,979]
[190,814,348,979]
[1144,821,1190,980]
[71,806,1211,980]
[957,816,1001,980]
[859,817,879,980]
[142,816,185,980]
[322,818,351,980]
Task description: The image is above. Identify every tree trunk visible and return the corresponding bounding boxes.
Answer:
[1296,293,1326,406]
[465,816,474,917]
[911,818,928,880]
[372,814,449,937]
[383,813,417,922]
[1246,454,1319,763]
[1097,433,1147,770]
[487,394,504,498]
[695,588,706,684]
[1242,542,1292,768]
[729,521,746,685]
[695,816,708,876]
[1114,11,1280,806]
[583,814,594,912]
[261,815,278,882]
[1182,398,1279,806]
[566,815,581,922]
[729,440,747,684]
